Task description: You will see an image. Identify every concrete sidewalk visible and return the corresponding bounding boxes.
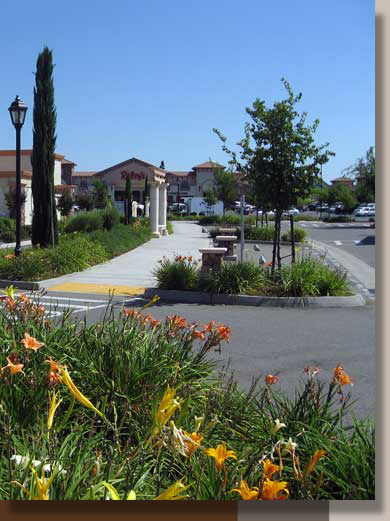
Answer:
[39,221,211,294]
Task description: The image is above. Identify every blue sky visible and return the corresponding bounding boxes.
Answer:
[0,0,374,182]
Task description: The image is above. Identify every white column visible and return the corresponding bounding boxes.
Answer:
[149,182,160,237]
[158,183,167,234]
[145,197,150,217]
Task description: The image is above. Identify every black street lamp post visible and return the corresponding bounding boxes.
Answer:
[8,96,28,256]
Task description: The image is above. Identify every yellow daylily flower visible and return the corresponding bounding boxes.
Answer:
[303,449,327,477]
[140,295,160,311]
[47,390,63,431]
[152,385,182,437]
[12,466,57,500]
[204,443,237,471]
[260,478,289,500]
[1,285,15,299]
[101,482,136,500]
[231,480,259,500]
[154,481,190,500]
[59,365,104,418]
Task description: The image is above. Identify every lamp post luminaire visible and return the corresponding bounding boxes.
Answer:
[8,96,28,256]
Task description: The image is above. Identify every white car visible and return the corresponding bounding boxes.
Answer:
[354,207,370,217]
[284,208,300,216]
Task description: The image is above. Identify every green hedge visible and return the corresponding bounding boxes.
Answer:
[63,207,121,234]
[0,222,151,281]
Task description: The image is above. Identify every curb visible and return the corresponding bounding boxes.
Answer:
[307,240,375,305]
[144,288,366,308]
[0,279,40,291]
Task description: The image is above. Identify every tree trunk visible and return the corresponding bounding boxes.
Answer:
[276,215,281,269]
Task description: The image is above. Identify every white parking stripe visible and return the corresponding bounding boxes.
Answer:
[312,224,319,228]
[334,241,343,246]
[31,295,110,304]
[336,224,345,227]
[354,240,362,245]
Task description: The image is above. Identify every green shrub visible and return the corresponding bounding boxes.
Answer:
[322,216,353,223]
[0,230,15,243]
[63,210,104,233]
[154,255,199,290]
[0,235,107,281]
[245,226,275,241]
[100,207,121,230]
[276,257,351,297]
[199,261,266,294]
[0,217,15,232]
[88,223,151,258]
[280,227,307,243]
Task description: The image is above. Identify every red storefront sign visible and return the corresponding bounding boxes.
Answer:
[121,170,145,181]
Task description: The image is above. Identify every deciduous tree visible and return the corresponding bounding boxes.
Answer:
[214,78,334,270]
[213,168,238,214]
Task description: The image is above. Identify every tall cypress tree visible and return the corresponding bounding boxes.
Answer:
[125,176,132,224]
[31,47,58,247]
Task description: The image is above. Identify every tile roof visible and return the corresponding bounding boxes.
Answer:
[73,171,97,177]
[96,157,166,176]
[192,161,224,169]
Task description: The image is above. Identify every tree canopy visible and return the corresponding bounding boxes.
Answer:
[214,78,334,269]
[213,167,238,214]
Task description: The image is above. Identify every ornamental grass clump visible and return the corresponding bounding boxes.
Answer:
[153,255,200,290]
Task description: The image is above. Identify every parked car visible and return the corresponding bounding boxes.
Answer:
[168,203,187,214]
[283,208,299,216]
[353,207,370,217]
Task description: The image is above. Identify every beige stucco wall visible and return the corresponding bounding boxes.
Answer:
[0,178,33,225]
[195,168,216,196]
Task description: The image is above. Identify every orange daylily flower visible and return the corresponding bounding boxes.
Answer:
[191,330,205,340]
[21,333,44,352]
[5,298,17,311]
[265,374,279,385]
[204,443,237,471]
[182,431,203,457]
[4,254,15,260]
[303,449,327,477]
[262,459,281,479]
[260,478,289,500]
[231,480,259,500]
[216,325,231,342]
[1,357,25,376]
[167,315,188,329]
[204,320,215,332]
[46,358,61,385]
[333,364,353,386]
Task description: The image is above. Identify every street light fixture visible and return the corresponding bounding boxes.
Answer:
[8,96,28,256]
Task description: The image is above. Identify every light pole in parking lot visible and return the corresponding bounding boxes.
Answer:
[8,95,28,257]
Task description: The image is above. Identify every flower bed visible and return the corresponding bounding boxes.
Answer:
[154,256,351,297]
[0,289,374,499]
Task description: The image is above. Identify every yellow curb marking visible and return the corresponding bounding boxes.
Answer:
[47,282,146,296]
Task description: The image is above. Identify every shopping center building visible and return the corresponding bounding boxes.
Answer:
[0,150,76,225]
